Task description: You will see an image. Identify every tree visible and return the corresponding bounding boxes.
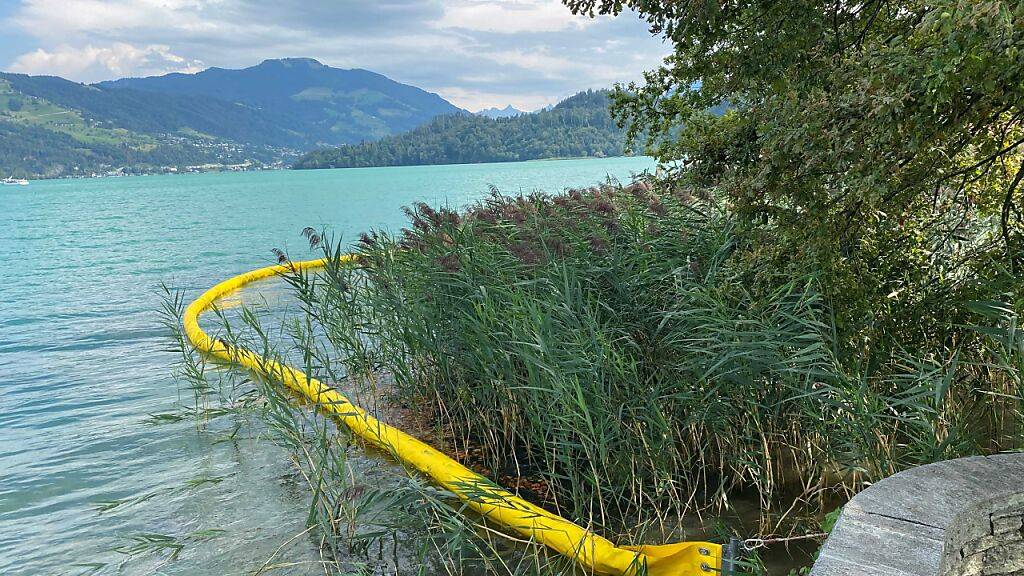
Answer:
[293,90,628,169]
[566,1,1024,356]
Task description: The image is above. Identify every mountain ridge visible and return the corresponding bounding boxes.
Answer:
[475,104,525,119]
[0,59,465,178]
[0,61,636,180]
[97,58,463,146]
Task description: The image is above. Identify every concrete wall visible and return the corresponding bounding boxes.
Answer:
[809,453,1024,576]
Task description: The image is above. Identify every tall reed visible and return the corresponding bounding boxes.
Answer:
[160,278,577,575]
[291,180,1022,542]
[159,179,1022,574]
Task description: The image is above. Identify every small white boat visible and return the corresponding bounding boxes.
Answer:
[2,177,29,186]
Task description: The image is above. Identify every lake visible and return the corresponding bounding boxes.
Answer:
[0,157,655,575]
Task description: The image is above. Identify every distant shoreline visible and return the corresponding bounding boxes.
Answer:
[292,153,641,172]
[10,155,649,183]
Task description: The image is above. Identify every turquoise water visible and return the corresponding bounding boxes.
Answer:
[0,157,654,575]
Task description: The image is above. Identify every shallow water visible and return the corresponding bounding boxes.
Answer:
[0,158,655,575]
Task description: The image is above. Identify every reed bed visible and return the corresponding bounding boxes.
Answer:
[159,178,1022,574]
[159,278,581,575]
[284,179,1022,542]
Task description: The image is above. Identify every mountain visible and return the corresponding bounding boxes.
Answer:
[294,90,631,170]
[475,105,524,119]
[0,75,279,179]
[0,59,463,179]
[2,72,299,147]
[99,58,462,146]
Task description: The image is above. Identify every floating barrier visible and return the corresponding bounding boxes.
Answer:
[183,256,724,576]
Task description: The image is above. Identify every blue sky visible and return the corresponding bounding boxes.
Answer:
[0,0,668,111]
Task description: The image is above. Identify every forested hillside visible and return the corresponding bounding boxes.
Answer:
[3,73,305,148]
[0,121,255,178]
[0,59,462,179]
[294,90,629,169]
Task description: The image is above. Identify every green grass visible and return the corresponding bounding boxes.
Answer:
[0,79,161,148]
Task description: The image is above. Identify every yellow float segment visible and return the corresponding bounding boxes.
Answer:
[183,256,722,576]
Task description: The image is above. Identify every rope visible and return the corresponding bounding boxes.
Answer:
[742,532,828,551]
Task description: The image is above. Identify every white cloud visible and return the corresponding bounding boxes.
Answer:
[436,85,558,112]
[485,49,577,79]
[9,0,210,41]
[436,0,596,34]
[2,0,667,108]
[9,43,204,81]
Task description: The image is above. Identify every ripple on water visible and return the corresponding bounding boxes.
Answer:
[0,158,657,575]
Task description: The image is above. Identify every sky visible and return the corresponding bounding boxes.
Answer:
[0,0,668,111]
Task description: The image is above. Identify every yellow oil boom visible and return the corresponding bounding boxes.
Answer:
[183,256,724,576]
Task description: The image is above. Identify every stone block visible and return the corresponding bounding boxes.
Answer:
[963,535,1009,557]
[809,454,1024,576]
[982,542,1024,575]
[813,506,943,576]
[848,456,1024,532]
[956,551,985,576]
[992,515,1023,536]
